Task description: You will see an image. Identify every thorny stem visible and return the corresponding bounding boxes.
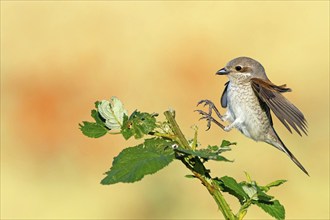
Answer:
[164,110,236,220]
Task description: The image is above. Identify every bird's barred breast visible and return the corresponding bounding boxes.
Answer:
[227,82,271,141]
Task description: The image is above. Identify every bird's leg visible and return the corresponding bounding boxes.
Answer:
[220,112,231,122]
[195,99,225,130]
[197,112,225,131]
[224,118,243,132]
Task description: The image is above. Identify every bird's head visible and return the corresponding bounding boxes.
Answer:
[216,57,268,82]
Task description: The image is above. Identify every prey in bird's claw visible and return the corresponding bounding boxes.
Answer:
[195,100,226,131]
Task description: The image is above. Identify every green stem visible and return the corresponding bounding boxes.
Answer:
[164,110,236,220]
[150,132,176,140]
[193,171,237,220]
[236,200,252,220]
[164,111,190,149]
[211,179,236,220]
[191,125,198,150]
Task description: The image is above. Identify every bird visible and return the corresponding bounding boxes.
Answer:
[196,56,309,175]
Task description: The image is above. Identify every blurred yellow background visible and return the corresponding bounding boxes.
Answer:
[1,1,329,219]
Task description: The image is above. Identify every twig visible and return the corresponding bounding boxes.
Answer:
[164,110,236,220]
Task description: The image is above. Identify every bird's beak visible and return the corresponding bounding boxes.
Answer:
[216,67,229,75]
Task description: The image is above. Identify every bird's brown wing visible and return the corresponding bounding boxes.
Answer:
[221,81,229,108]
[250,78,308,136]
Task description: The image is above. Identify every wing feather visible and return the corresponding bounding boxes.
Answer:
[251,78,307,136]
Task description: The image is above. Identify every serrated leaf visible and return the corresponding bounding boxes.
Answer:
[101,138,175,185]
[121,111,157,140]
[255,200,285,220]
[256,188,274,202]
[79,122,108,138]
[121,114,133,139]
[98,97,128,130]
[175,147,232,162]
[218,176,249,203]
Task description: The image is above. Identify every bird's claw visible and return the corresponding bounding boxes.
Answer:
[196,99,226,131]
[197,99,216,114]
[195,109,215,131]
[197,99,216,108]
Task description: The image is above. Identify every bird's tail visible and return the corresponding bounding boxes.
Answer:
[271,130,309,176]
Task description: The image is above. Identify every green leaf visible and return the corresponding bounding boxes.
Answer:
[94,101,100,108]
[256,188,274,202]
[79,122,108,138]
[175,147,232,162]
[121,111,157,140]
[241,183,258,200]
[185,174,196,179]
[91,109,106,125]
[255,200,285,220]
[101,138,175,185]
[208,145,219,151]
[220,140,236,148]
[98,97,128,130]
[266,180,287,189]
[217,176,249,203]
[214,140,236,153]
[240,181,274,202]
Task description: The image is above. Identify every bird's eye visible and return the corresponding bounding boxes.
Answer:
[235,66,242,71]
